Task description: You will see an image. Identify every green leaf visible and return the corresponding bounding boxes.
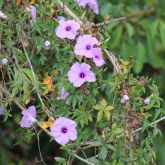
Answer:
[22,68,33,82]
[55,157,66,164]
[99,147,108,160]
[146,99,156,109]
[146,34,164,68]
[125,22,134,38]
[104,111,111,121]
[134,42,146,74]
[93,105,104,110]
[111,123,117,130]
[113,128,123,135]
[111,26,122,49]
[97,111,104,122]
[105,106,114,111]
[107,144,116,151]
[0,0,4,7]
[150,21,158,39]
[160,21,165,45]
[90,141,102,147]
[153,109,161,121]
[100,99,107,107]
[142,119,150,132]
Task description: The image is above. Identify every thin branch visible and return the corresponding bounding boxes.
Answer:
[111,7,155,23]
[57,0,83,25]
[22,43,46,110]
[0,84,52,137]
[0,84,25,110]
[33,126,47,165]
[72,153,95,165]
[131,115,165,134]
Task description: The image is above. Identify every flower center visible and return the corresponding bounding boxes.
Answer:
[95,55,100,60]
[61,127,68,133]
[79,72,85,78]
[86,45,91,50]
[65,26,71,31]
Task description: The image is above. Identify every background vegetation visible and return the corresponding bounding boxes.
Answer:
[1,0,165,164]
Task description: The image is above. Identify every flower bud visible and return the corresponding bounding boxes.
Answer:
[45,40,51,50]
[2,58,8,65]
[144,98,150,105]
[121,95,129,104]
[123,95,129,101]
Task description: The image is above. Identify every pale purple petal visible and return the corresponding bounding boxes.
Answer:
[121,98,126,104]
[67,62,96,87]
[80,63,91,70]
[68,129,77,141]
[121,95,129,104]
[50,117,77,145]
[144,98,150,105]
[123,95,129,101]
[75,0,99,14]
[26,5,36,25]
[0,107,5,116]
[66,119,77,128]
[20,118,33,128]
[55,19,80,39]
[28,105,36,118]
[55,135,70,145]
[92,48,105,67]
[85,72,96,82]
[19,105,37,128]
[58,87,69,102]
[74,35,99,58]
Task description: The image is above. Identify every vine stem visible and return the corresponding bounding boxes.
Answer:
[72,153,95,165]
[22,43,46,112]
[131,115,165,134]
[0,84,25,110]
[33,126,47,165]
[57,0,83,25]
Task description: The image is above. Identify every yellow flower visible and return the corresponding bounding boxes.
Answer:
[40,117,55,129]
[43,75,52,91]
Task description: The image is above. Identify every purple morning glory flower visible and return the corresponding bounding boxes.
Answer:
[50,117,77,145]
[92,48,105,67]
[0,107,5,116]
[68,62,96,87]
[75,0,99,14]
[19,105,37,128]
[55,19,80,39]
[74,34,99,58]
[26,5,36,25]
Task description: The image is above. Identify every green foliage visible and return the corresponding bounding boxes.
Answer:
[0,0,165,165]
[99,0,165,74]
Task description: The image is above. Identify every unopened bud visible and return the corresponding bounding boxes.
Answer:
[121,95,129,104]
[45,40,51,50]
[144,98,150,105]
[2,58,8,65]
